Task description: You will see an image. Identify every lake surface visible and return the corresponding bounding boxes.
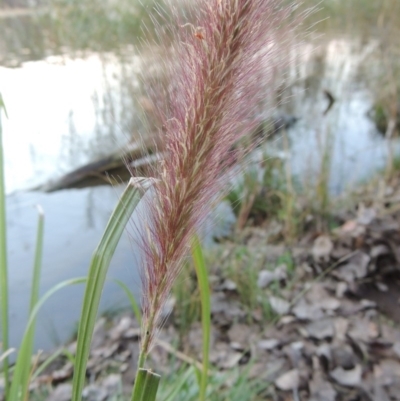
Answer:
[271,38,399,195]
[6,186,142,350]
[1,51,147,350]
[1,15,398,351]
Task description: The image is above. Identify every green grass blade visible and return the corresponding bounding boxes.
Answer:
[131,369,160,401]
[161,366,195,401]
[71,178,153,401]
[131,368,147,401]
[31,346,75,381]
[19,205,44,400]
[9,277,86,401]
[0,94,10,398]
[29,206,45,313]
[31,347,64,380]
[190,235,210,401]
[142,370,160,401]
[113,279,142,325]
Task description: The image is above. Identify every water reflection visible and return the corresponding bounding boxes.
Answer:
[275,38,399,194]
[1,52,139,194]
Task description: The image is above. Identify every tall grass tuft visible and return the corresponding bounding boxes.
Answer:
[135,0,298,369]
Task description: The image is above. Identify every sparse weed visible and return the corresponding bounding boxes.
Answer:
[214,245,295,323]
[226,149,307,242]
[172,261,201,343]
[157,361,271,401]
[276,251,295,276]
[226,154,288,227]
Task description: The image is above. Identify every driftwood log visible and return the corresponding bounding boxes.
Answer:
[37,113,298,192]
[38,133,162,192]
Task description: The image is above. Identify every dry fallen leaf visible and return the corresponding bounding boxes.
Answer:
[46,384,72,401]
[305,319,334,340]
[275,369,300,391]
[292,299,324,321]
[257,270,276,289]
[257,265,287,289]
[219,351,243,369]
[82,384,108,401]
[330,365,362,387]
[357,205,376,225]
[331,345,357,370]
[336,219,358,235]
[373,382,391,401]
[348,317,377,343]
[309,376,337,401]
[312,235,333,262]
[228,323,253,349]
[269,296,290,315]
[258,339,280,350]
[333,317,349,341]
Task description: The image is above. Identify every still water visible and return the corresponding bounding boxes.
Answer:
[275,38,398,194]
[7,186,141,350]
[2,52,145,350]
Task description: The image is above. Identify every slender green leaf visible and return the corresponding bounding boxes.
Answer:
[0,94,9,398]
[161,366,195,401]
[131,369,160,401]
[191,235,210,401]
[114,279,141,325]
[142,370,160,401]
[19,205,44,400]
[31,348,64,380]
[131,368,147,401]
[9,277,86,401]
[71,178,153,401]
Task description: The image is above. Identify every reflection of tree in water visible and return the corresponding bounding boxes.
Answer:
[60,109,85,171]
[92,53,142,152]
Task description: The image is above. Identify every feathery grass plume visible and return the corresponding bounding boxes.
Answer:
[137,0,297,366]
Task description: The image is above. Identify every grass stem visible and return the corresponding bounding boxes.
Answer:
[191,235,210,401]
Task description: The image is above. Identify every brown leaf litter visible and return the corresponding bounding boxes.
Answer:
[23,194,400,401]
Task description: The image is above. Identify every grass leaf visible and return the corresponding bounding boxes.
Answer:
[71,178,153,401]
[191,235,210,401]
[8,277,86,401]
[20,206,45,400]
[114,279,142,325]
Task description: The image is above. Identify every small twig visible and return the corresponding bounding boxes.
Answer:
[155,339,208,374]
